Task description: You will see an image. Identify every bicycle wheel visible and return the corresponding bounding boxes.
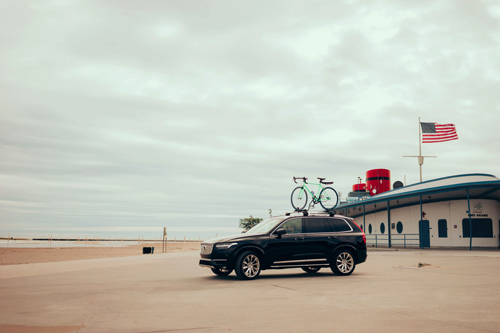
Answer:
[291,186,308,211]
[319,187,339,210]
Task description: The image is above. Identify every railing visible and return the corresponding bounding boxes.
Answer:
[366,233,420,249]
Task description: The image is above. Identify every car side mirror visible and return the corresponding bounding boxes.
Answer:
[275,228,286,238]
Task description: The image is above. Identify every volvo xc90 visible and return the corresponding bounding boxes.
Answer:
[199,211,367,280]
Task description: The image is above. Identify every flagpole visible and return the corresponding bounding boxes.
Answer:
[404,117,436,183]
[419,117,422,182]
[419,117,421,157]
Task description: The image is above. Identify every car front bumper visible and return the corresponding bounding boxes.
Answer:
[199,258,230,270]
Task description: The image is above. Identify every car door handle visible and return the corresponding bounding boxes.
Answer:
[328,236,337,239]
[295,237,305,241]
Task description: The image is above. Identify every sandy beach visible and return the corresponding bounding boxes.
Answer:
[0,242,200,265]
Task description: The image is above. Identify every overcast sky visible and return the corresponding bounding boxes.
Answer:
[1,0,500,239]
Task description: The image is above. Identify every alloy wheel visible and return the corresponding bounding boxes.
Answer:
[336,252,354,274]
[242,254,260,278]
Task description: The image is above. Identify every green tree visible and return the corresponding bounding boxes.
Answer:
[239,215,263,232]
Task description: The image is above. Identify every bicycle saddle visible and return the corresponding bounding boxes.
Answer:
[318,177,333,185]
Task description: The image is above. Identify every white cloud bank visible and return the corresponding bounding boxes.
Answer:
[1,0,499,238]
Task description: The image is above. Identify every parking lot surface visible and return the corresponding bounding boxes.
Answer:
[1,249,499,332]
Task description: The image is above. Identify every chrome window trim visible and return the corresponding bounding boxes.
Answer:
[269,215,356,235]
[297,216,354,234]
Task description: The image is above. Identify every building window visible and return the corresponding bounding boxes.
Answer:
[462,218,493,238]
[368,224,372,234]
[438,219,448,238]
[396,221,403,234]
[380,223,385,234]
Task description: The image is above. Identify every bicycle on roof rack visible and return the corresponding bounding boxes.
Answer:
[291,177,339,211]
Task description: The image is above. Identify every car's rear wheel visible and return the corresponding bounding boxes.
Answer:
[235,251,261,280]
[302,267,321,273]
[211,268,233,276]
[331,250,356,276]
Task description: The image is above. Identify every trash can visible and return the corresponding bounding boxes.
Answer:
[143,247,154,254]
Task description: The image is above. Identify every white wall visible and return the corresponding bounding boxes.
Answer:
[354,199,499,248]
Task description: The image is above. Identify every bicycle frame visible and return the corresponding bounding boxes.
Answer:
[297,182,328,203]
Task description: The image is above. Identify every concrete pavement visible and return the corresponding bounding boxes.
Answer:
[1,249,499,332]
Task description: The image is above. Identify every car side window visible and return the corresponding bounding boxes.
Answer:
[281,218,303,234]
[305,218,332,233]
[327,218,352,232]
[347,220,361,232]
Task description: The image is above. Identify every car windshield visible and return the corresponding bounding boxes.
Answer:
[245,217,287,235]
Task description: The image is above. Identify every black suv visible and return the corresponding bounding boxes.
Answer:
[199,211,367,280]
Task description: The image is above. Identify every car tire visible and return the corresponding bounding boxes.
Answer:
[302,267,321,273]
[211,268,233,276]
[331,249,356,276]
[235,251,261,280]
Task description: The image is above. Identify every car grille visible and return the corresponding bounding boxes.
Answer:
[200,244,213,254]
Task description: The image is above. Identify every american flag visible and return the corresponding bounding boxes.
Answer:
[421,122,458,143]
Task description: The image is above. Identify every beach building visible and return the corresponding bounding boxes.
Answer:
[335,170,500,249]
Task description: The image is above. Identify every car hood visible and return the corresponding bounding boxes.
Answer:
[202,233,264,244]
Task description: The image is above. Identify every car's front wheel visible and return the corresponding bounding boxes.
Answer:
[211,267,233,276]
[302,267,321,273]
[331,250,356,276]
[235,251,261,280]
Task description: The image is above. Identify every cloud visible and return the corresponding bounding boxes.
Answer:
[1,0,499,238]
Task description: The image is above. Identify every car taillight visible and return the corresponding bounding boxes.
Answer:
[351,220,366,243]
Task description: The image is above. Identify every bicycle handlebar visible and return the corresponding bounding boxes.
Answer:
[293,177,308,184]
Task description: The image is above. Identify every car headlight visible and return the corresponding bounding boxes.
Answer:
[215,242,238,249]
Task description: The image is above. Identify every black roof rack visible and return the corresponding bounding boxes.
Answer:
[285,210,336,217]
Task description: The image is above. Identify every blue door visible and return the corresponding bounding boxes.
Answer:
[419,220,430,248]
